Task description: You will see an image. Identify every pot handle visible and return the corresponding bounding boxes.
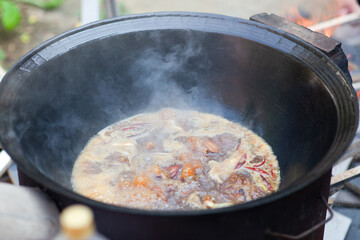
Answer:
[250,13,352,84]
[265,196,333,239]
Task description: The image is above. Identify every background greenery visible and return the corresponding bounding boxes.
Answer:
[0,0,64,64]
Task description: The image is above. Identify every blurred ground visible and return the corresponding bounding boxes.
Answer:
[0,0,80,69]
[119,0,284,18]
[0,0,341,70]
[0,0,290,70]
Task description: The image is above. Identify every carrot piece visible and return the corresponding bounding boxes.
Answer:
[181,163,196,181]
[134,175,151,188]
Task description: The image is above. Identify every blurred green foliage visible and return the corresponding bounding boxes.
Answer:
[118,2,129,15]
[0,0,64,32]
[0,47,5,61]
[0,1,21,31]
[19,0,64,10]
[0,0,64,67]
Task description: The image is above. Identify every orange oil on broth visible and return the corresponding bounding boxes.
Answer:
[72,108,280,210]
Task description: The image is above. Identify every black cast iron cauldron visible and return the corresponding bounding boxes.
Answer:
[0,12,358,240]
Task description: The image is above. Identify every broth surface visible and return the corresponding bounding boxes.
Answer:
[72,108,280,210]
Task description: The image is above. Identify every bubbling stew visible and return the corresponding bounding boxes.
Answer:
[72,108,280,210]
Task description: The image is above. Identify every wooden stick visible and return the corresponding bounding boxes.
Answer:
[0,151,12,177]
[309,13,360,32]
[7,163,19,185]
[331,165,360,186]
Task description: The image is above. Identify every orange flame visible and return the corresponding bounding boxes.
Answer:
[283,3,339,37]
[347,53,352,71]
[284,7,313,27]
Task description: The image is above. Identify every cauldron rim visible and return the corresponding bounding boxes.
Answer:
[1,11,358,215]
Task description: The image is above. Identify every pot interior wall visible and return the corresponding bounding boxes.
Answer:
[2,29,337,193]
